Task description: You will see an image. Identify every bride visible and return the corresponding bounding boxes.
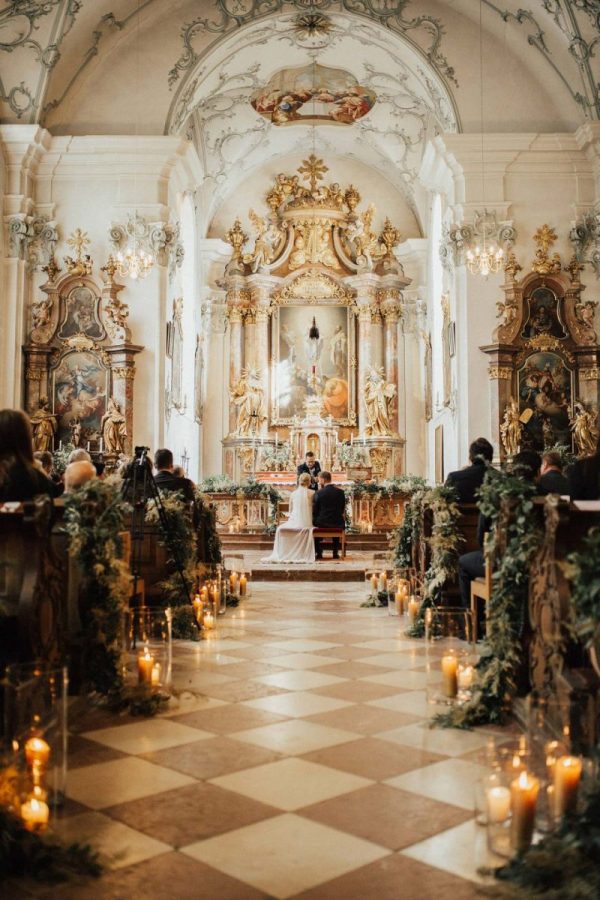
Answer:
[262,472,315,563]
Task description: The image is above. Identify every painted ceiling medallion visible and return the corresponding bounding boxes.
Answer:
[293,12,334,48]
[251,63,376,126]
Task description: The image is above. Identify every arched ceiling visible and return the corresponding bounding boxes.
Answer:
[0,1,598,130]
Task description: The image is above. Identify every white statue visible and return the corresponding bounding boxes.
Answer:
[101,398,127,454]
[364,367,396,436]
[231,369,265,436]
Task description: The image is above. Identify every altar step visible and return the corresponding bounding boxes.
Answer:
[221,533,392,553]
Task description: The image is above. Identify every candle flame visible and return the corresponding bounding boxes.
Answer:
[518,770,529,788]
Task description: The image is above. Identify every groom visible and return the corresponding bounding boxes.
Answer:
[313,471,346,560]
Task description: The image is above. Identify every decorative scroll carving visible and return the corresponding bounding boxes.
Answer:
[488,366,512,380]
[6,214,58,271]
[570,206,600,278]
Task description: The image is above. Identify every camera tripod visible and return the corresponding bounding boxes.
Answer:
[121,447,192,610]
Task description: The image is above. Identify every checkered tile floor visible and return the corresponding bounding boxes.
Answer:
[16,583,518,899]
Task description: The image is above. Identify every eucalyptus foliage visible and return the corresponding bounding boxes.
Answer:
[564,526,600,651]
[434,468,541,728]
[64,479,131,697]
[146,492,196,607]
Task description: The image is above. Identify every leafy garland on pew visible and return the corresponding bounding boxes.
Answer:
[564,525,600,658]
[64,479,131,700]
[433,468,542,728]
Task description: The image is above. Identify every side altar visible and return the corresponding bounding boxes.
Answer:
[219,156,408,483]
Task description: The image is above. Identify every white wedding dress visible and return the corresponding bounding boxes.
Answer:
[263,485,315,564]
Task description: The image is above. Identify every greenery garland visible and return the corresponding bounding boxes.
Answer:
[195,494,222,565]
[0,806,101,883]
[64,479,131,698]
[145,492,196,607]
[564,526,600,652]
[393,489,425,569]
[434,468,542,728]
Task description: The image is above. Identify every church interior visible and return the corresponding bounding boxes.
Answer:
[1,1,600,897]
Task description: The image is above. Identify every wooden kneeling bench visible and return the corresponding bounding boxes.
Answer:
[313,527,346,559]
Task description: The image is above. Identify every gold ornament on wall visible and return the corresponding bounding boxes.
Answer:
[531,225,561,276]
[64,228,93,276]
[500,397,522,457]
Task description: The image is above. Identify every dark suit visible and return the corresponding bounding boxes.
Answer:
[154,470,195,504]
[297,460,321,490]
[538,469,569,496]
[313,483,346,558]
[568,453,600,501]
[445,461,487,504]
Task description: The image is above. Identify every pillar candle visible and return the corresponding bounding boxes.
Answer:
[24,737,50,768]
[203,610,215,630]
[370,573,378,593]
[441,652,458,698]
[192,595,203,620]
[230,571,239,594]
[395,589,405,615]
[21,796,49,832]
[408,596,419,624]
[239,573,247,596]
[553,756,582,818]
[510,770,540,854]
[210,586,219,610]
[138,648,154,684]
[378,571,388,592]
[151,663,161,686]
[486,785,511,823]
[457,664,474,690]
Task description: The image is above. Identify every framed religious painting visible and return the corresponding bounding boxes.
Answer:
[520,285,567,341]
[271,302,356,425]
[517,350,573,451]
[52,349,108,446]
[57,283,105,342]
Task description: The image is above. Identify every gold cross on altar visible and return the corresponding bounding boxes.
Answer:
[67,228,90,261]
[298,155,328,193]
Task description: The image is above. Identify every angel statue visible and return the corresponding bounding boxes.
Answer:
[364,367,396,436]
[30,397,57,452]
[231,369,265,437]
[344,204,380,271]
[101,398,127,454]
[500,397,522,457]
[243,210,282,274]
[570,400,599,458]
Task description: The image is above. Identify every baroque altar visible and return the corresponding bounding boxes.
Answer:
[220,156,409,482]
[22,231,143,459]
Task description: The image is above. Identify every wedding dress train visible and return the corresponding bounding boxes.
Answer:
[262,485,315,563]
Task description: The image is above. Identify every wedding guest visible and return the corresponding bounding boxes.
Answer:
[444,437,493,503]
[568,436,600,501]
[154,448,195,503]
[537,450,569,496]
[68,448,92,464]
[64,460,96,493]
[34,450,63,497]
[0,409,53,502]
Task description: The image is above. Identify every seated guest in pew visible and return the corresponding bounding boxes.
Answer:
[568,436,600,501]
[34,450,64,497]
[537,450,569,496]
[458,450,541,610]
[68,448,92,464]
[0,409,54,502]
[154,448,195,503]
[445,437,494,503]
[64,460,96,493]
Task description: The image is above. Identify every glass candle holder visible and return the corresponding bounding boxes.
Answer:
[424,608,474,705]
[123,606,173,696]
[3,663,68,821]
[365,569,380,600]
[485,772,512,858]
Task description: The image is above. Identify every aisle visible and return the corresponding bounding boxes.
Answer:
[23,583,512,899]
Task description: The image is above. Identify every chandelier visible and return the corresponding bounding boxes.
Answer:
[465,214,504,277]
[115,237,154,280]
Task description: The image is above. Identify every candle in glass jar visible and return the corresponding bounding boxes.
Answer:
[486,785,511,823]
[24,737,50,768]
[203,610,215,630]
[230,571,239,594]
[441,652,458,698]
[457,664,474,691]
[553,756,582,817]
[210,585,219,609]
[370,573,378,593]
[239,573,247,596]
[138,647,154,684]
[510,770,539,853]
[378,571,388,592]
[408,597,419,624]
[151,663,161,686]
[21,796,49,832]
[395,588,405,615]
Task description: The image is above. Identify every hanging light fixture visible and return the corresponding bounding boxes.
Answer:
[464,1,503,278]
[116,0,154,281]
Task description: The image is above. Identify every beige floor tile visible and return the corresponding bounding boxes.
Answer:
[170,703,286,734]
[311,680,404,703]
[51,811,171,869]
[361,670,430,690]
[354,639,420,651]
[254,669,346,691]
[181,813,389,898]
[83,719,214,755]
[66,756,196,809]
[401,819,503,885]
[367,691,438,717]
[242,692,353,718]
[209,757,372,810]
[359,653,428,670]
[305,704,421,735]
[386,758,489,810]
[173,670,238,691]
[266,653,345,669]
[231,719,359,755]
[159,693,229,718]
[301,738,446,781]
[266,639,341,652]
[378,722,497,758]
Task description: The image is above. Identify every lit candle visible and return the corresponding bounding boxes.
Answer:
[192,594,203,621]
[441,652,458,699]
[21,796,49,832]
[151,663,161,686]
[486,785,511,823]
[367,522,373,534]
[230,571,239,594]
[457,664,474,691]
[408,596,419,624]
[137,647,154,684]
[239,573,247,596]
[200,585,208,602]
[544,740,565,778]
[378,571,388,592]
[24,737,50,768]
[510,770,540,854]
[203,610,215,630]
[370,573,378,593]
[553,755,582,818]
[210,585,219,610]
[395,588,405,615]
